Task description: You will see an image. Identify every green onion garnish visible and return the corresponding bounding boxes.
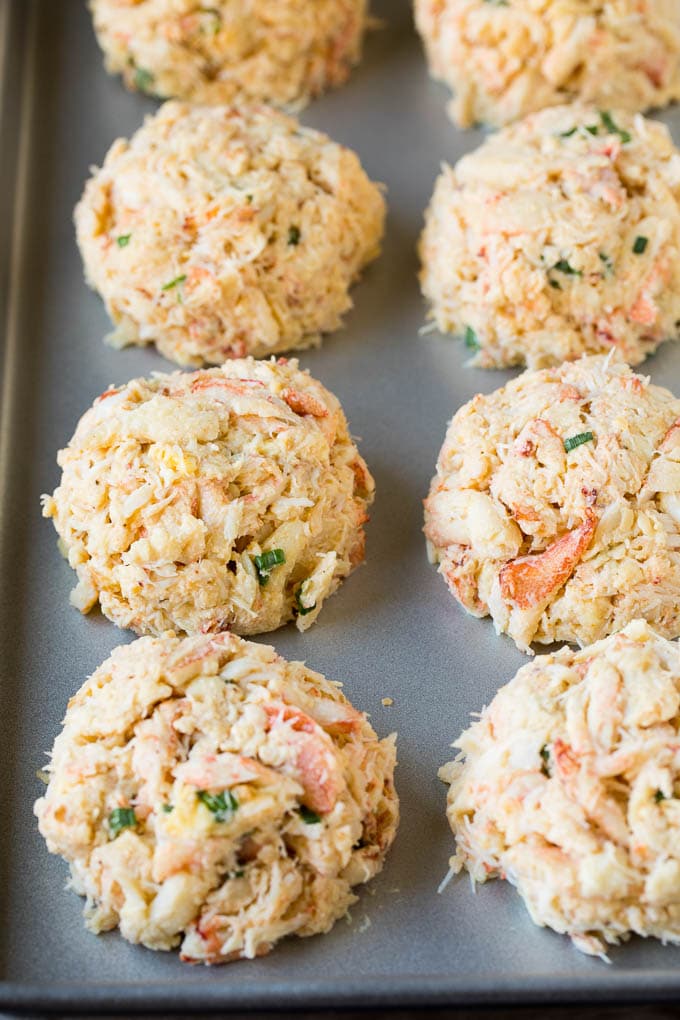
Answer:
[654,790,667,803]
[162,274,187,291]
[600,111,631,144]
[295,586,316,616]
[253,548,286,586]
[464,325,480,350]
[116,234,131,248]
[298,806,322,824]
[197,789,238,823]
[133,67,155,93]
[564,431,594,452]
[288,225,301,246]
[633,236,648,255]
[161,803,174,814]
[553,259,581,276]
[109,807,137,837]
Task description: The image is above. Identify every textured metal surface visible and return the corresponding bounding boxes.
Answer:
[3,0,680,1011]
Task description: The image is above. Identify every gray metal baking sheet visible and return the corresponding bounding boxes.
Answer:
[3,0,680,1011]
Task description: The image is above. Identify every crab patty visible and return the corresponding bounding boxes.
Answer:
[415,0,680,128]
[89,0,368,108]
[425,355,680,652]
[43,357,374,637]
[75,102,385,366]
[440,620,680,958]
[35,631,398,962]
[419,104,680,370]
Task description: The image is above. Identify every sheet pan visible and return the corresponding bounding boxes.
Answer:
[3,0,680,1010]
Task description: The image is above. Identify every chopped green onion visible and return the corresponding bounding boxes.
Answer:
[230,869,245,879]
[633,236,648,255]
[109,807,137,837]
[253,548,286,586]
[298,805,322,824]
[133,67,155,93]
[654,789,667,803]
[464,325,480,350]
[197,789,238,823]
[287,225,301,246]
[161,803,174,814]
[564,431,594,453]
[539,745,550,777]
[553,259,581,276]
[599,252,614,273]
[599,111,631,144]
[559,127,577,138]
[116,234,131,248]
[295,585,316,616]
[162,274,187,291]
[585,124,599,136]
[549,279,562,290]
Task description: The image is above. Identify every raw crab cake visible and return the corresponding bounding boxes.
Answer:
[414,0,680,129]
[35,632,399,963]
[424,355,680,653]
[440,620,680,958]
[42,357,374,637]
[75,101,385,366]
[419,104,680,369]
[89,0,368,108]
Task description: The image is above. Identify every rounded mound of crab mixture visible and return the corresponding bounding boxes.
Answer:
[75,101,385,366]
[419,104,680,369]
[424,355,680,653]
[89,0,368,108]
[414,0,680,129]
[43,357,374,637]
[35,631,398,963]
[440,620,680,958]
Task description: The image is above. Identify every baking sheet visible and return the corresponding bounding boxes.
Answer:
[3,0,680,1011]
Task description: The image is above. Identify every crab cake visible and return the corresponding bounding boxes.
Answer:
[420,104,680,370]
[440,620,680,958]
[89,0,368,109]
[35,631,398,963]
[415,0,680,129]
[424,355,680,653]
[42,358,374,637]
[75,102,385,366]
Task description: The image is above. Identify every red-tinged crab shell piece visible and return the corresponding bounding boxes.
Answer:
[499,510,598,610]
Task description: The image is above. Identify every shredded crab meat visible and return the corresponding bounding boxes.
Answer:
[75,101,385,366]
[415,0,680,129]
[89,0,368,109]
[42,357,374,638]
[440,620,680,959]
[424,355,680,652]
[34,631,398,964]
[419,103,680,370]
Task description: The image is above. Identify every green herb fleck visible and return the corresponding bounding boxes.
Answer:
[599,252,614,273]
[564,431,594,453]
[295,585,316,617]
[116,234,131,248]
[197,789,238,823]
[133,67,155,94]
[253,548,286,586]
[464,325,480,350]
[162,274,187,291]
[585,124,599,136]
[298,805,322,824]
[539,745,550,777]
[161,803,174,814]
[549,279,562,290]
[559,126,577,138]
[633,235,649,255]
[287,225,301,246]
[654,789,667,803]
[109,807,137,837]
[230,869,245,879]
[553,259,581,276]
[600,110,631,144]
